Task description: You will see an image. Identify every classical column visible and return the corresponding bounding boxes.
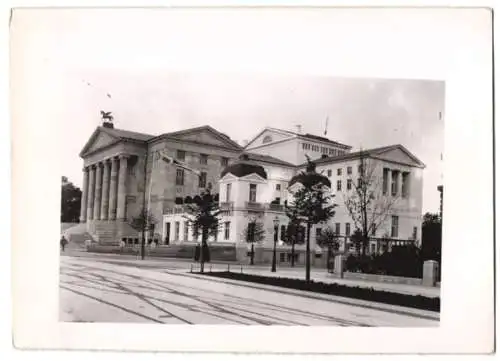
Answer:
[93,162,103,220]
[100,160,111,220]
[86,165,96,220]
[116,155,129,221]
[108,157,119,220]
[79,167,89,223]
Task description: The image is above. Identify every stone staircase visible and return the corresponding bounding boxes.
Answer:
[87,220,140,245]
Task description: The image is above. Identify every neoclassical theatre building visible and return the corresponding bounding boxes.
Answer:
[78,120,425,263]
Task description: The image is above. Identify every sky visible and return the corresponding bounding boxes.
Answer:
[13,9,445,214]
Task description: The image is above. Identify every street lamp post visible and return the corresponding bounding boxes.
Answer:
[271,216,279,272]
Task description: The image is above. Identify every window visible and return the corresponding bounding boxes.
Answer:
[274,197,281,204]
[402,172,410,198]
[183,222,189,241]
[200,154,208,165]
[357,178,362,188]
[358,163,363,174]
[371,223,376,236]
[280,225,286,241]
[337,180,342,191]
[345,223,351,236]
[321,147,328,154]
[391,216,399,238]
[175,222,180,240]
[383,168,389,195]
[412,226,418,240]
[176,150,186,161]
[370,244,376,254]
[221,157,229,167]
[165,223,171,244]
[249,184,257,202]
[302,143,307,150]
[263,135,273,143]
[391,171,398,196]
[224,222,230,240]
[176,169,184,186]
[199,172,207,188]
[337,168,342,176]
[226,183,232,202]
[315,228,322,239]
[347,166,352,175]
[327,169,332,177]
[329,149,334,155]
[335,223,340,235]
[280,253,286,262]
[347,179,352,190]
[276,184,281,191]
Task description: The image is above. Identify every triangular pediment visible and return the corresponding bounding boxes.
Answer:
[167,126,242,150]
[80,128,120,157]
[245,128,295,149]
[375,146,425,168]
[240,173,267,183]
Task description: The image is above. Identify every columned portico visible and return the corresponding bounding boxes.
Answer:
[93,163,103,220]
[116,155,129,221]
[108,157,119,220]
[79,167,89,222]
[86,165,96,220]
[100,160,111,220]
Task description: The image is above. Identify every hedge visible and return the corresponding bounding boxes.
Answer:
[202,271,440,312]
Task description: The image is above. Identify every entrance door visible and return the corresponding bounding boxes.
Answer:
[165,223,171,245]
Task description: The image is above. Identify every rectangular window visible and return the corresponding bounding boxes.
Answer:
[199,172,207,188]
[280,253,286,262]
[347,179,352,190]
[412,226,418,240]
[337,168,342,176]
[347,166,352,175]
[302,143,307,150]
[337,180,342,191]
[221,157,229,167]
[345,223,351,236]
[383,168,389,195]
[391,216,399,238]
[165,223,171,244]
[371,223,376,236]
[391,171,398,196]
[226,183,232,202]
[183,222,189,241]
[358,163,363,174]
[315,228,322,239]
[275,197,281,204]
[280,225,286,241]
[224,222,230,240]
[249,184,257,202]
[402,172,410,198]
[276,184,281,191]
[175,222,180,240]
[357,178,362,188]
[370,243,376,254]
[327,169,332,177]
[200,154,208,165]
[176,169,184,186]
[176,150,186,161]
[335,223,340,235]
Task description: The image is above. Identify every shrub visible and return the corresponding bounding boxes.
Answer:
[203,272,440,312]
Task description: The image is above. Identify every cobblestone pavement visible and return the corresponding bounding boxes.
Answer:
[60,256,439,326]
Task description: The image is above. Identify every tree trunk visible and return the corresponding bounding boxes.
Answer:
[291,238,296,267]
[250,242,254,265]
[306,222,311,282]
[200,228,208,273]
[326,245,331,272]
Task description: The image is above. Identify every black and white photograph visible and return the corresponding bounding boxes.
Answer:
[10,5,493,354]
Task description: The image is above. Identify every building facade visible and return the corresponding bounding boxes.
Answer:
[79,122,425,263]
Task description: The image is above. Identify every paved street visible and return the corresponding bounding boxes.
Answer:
[60,255,439,326]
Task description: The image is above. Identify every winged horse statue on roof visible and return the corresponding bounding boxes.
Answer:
[100,111,113,122]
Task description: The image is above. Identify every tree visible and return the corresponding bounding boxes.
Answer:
[343,152,400,256]
[184,189,221,273]
[241,218,266,265]
[421,212,442,262]
[283,208,305,267]
[130,208,158,259]
[316,226,340,270]
[61,176,82,223]
[286,159,337,281]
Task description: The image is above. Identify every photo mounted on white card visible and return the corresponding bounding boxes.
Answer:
[11,6,493,354]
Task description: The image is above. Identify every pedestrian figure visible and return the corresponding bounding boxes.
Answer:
[60,235,68,252]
